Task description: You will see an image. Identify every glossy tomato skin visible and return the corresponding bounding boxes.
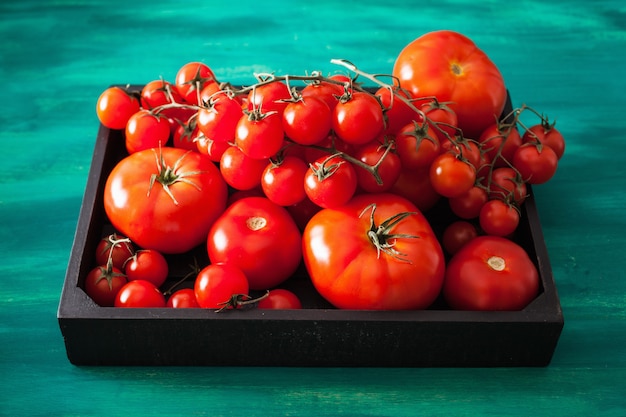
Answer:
[84,265,128,307]
[104,147,228,254]
[96,86,141,130]
[194,263,249,309]
[124,249,169,288]
[302,193,445,310]
[257,289,302,309]
[393,30,507,139]
[94,233,135,270]
[166,288,200,308]
[443,236,539,310]
[207,197,302,290]
[332,92,384,145]
[114,280,167,308]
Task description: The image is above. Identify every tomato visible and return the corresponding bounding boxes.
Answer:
[353,141,402,193]
[84,264,128,307]
[479,199,520,237]
[104,147,228,254]
[235,110,285,160]
[194,263,249,309]
[304,154,357,209]
[261,155,308,206]
[282,96,332,145]
[219,145,268,190]
[196,91,244,143]
[207,197,302,290]
[115,280,167,308]
[429,152,476,198]
[140,79,191,124]
[393,30,507,139]
[332,91,384,145]
[419,99,459,139]
[246,81,291,115]
[124,249,169,288]
[443,236,539,310]
[300,79,343,111]
[478,123,522,167]
[172,117,200,151]
[302,193,445,310]
[390,166,441,212]
[94,233,135,270]
[442,138,482,171]
[486,167,527,205]
[512,143,559,184]
[125,110,171,154]
[442,220,478,255]
[523,122,565,160]
[375,85,416,135]
[196,135,231,162]
[175,61,217,105]
[96,86,141,130]
[166,288,200,308]
[257,289,302,309]
[448,185,488,219]
[394,120,441,170]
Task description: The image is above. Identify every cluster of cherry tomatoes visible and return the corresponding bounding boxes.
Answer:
[88,30,565,311]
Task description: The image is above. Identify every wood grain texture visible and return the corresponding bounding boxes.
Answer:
[1,0,625,415]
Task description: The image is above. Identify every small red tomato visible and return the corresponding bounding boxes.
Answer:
[442,220,479,255]
[124,249,169,288]
[512,143,559,185]
[94,233,135,270]
[257,289,302,309]
[84,265,128,307]
[166,288,200,308]
[479,199,520,237]
[115,280,166,308]
[96,86,141,130]
[194,264,249,309]
[429,152,476,198]
[304,154,357,209]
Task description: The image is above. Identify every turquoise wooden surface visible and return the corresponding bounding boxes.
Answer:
[1,0,625,415]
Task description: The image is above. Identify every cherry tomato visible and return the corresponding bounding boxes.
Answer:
[175,62,217,105]
[96,86,141,130]
[282,96,332,145]
[353,141,402,193]
[443,235,539,310]
[442,220,479,255]
[104,147,228,254]
[523,123,565,160]
[84,264,128,307]
[207,197,302,290]
[419,99,459,139]
[115,280,166,308]
[479,199,520,237]
[394,120,441,169]
[304,154,357,209]
[478,123,522,167]
[246,81,291,115]
[375,85,416,135]
[512,143,559,184]
[194,263,249,309]
[94,233,135,270]
[486,167,527,205]
[166,288,200,308]
[393,30,507,139]
[124,249,169,288]
[125,110,171,154]
[332,91,384,145]
[429,152,476,198]
[300,79,343,111]
[196,91,244,143]
[448,185,488,219]
[257,289,302,309]
[261,155,308,206]
[220,145,268,190]
[303,193,445,310]
[235,111,285,160]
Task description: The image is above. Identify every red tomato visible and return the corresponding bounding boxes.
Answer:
[103,147,228,254]
[443,236,539,310]
[196,91,244,143]
[304,154,357,209]
[125,110,171,154]
[478,123,522,167]
[375,85,417,135]
[442,220,479,255]
[246,81,291,115]
[257,289,302,309]
[175,62,217,105]
[523,123,565,160]
[332,91,384,145]
[96,86,141,130]
[479,199,520,237]
[140,79,190,123]
[302,193,445,310]
[390,166,441,212]
[194,263,249,309]
[420,99,459,139]
[207,197,302,290]
[166,288,200,308]
[448,185,488,219]
[84,265,128,307]
[393,30,507,139]
[486,167,527,205]
[261,155,308,206]
[196,135,231,162]
[394,120,441,169]
[219,145,268,190]
[300,80,343,111]
[353,142,402,193]
[429,152,476,198]
[115,280,166,308]
[124,249,169,288]
[512,143,559,184]
[282,96,332,145]
[235,111,285,160]
[94,233,135,270]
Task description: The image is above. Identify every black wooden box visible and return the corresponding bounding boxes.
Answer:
[58,88,564,367]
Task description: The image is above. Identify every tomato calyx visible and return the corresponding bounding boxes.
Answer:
[148,148,205,205]
[95,262,127,291]
[215,291,270,313]
[309,152,348,182]
[359,203,419,262]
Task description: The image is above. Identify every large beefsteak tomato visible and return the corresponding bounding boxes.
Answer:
[302,193,445,310]
[392,30,507,139]
[104,147,228,254]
